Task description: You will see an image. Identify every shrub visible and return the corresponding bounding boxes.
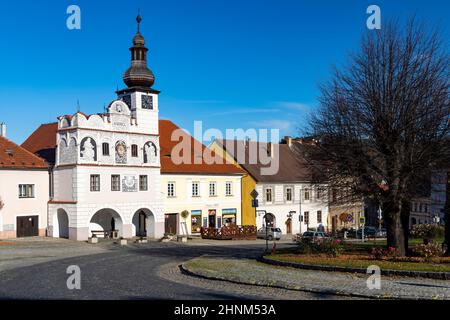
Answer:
[297,238,343,257]
[413,241,444,261]
[370,246,401,260]
[410,224,444,240]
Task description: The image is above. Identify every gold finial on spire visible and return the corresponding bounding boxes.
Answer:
[136,10,142,33]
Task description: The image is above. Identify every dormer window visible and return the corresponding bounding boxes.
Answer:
[142,95,153,110]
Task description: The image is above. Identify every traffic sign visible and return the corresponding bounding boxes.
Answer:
[359,216,366,225]
[252,199,259,208]
[250,189,259,199]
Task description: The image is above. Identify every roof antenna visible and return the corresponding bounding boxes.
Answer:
[76,99,80,113]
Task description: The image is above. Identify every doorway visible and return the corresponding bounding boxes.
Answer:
[208,210,216,228]
[286,218,292,234]
[17,216,39,237]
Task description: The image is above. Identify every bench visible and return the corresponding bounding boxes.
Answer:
[91,230,119,239]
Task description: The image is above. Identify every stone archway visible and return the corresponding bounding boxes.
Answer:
[89,208,123,238]
[264,213,276,228]
[132,209,155,238]
[53,209,69,238]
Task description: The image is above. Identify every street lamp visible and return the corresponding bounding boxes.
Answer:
[256,210,268,252]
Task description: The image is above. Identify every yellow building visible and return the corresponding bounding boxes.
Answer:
[209,140,257,227]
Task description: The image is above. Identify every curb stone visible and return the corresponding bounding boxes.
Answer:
[179,263,392,300]
[259,256,450,280]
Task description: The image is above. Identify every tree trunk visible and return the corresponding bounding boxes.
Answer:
[401,200,411,255]
[384,201,407,256]
[445,171,450,256]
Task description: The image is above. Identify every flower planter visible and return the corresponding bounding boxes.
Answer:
[88,237,98,244]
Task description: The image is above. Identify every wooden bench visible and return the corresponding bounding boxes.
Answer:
[91,230,119,239]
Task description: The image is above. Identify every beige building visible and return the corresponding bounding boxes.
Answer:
[0,127,49,239]
[159,120,244,235]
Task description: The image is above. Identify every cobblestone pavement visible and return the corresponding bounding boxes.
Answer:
[159,262,357,300]
[182,257,450,300]
[0,240,343,299]
[0,237,110,272]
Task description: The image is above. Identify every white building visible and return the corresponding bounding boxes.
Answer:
[0,125,49,239]
[22,16,165,241]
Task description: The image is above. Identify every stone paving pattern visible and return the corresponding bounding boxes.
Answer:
[183,257,450,300]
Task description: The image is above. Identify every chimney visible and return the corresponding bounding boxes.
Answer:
[284,136,292,147]
[267,142,274,158]
[0,123,6,138]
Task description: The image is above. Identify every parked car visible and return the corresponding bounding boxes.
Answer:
[375,228,387,238]
[300,231,330,243]
[257,227,282,240]
[356,226,378,238]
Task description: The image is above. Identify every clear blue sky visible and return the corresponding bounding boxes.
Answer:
[0,0,448,144]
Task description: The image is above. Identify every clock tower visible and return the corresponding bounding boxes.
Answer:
[117,14,159,135]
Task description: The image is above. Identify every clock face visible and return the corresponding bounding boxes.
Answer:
[115,104,123,113]
[142,95,153,110]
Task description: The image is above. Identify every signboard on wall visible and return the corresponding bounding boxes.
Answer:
[122,175,138,192]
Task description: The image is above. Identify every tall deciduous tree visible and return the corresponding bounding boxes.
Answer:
[445,171,450,255]
[308,19,449,256]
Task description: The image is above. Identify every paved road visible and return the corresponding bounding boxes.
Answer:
[0,240,341,300]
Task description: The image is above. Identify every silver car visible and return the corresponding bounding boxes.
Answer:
[257,227,282,240]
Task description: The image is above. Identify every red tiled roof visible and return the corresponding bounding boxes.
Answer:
[159,120,244,175]
[21,120,244,175]
[21,123,58,164]
[0,135,48,169]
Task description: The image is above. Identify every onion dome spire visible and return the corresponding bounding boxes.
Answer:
[123,14,155,88]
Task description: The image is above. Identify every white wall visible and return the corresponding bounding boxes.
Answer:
[0,169,49,238]
[255,183,329,235]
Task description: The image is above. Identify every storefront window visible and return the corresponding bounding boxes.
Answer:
[191,210,202,233]
[222,208,237,226]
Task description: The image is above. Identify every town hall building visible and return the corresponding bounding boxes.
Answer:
[17,15,245,241]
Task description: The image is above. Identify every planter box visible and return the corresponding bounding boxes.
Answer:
[136,239,148,244]
[177,236,188,243]
[119,239,127,246]
[88,237,98,244]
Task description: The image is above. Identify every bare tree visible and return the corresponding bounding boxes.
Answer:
[308,19,450,256]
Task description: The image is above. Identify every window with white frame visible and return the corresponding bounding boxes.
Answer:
[139,175,148,191]
[304,188,310,201]
[102,142,110,156]
[317,210,322,223]
[316,187,324,200]
[18,184,34,198]
[285,187,293,202]
[265,187,273,203]
[226,182,233,196]
[192,181,200,197]
[90,175,100,192]
[167,182,175,197]
[209,182,217,197]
